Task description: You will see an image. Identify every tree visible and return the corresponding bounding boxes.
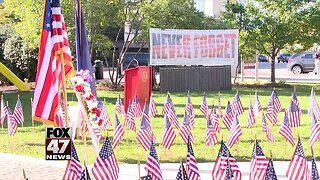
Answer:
[222,0,320,83]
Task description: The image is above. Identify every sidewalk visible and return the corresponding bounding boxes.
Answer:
[0,153,290,180]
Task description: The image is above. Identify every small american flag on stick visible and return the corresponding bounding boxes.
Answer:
[149,93,158,118]
[124,102,136,131]
[227,116,242,148]
[212,140,242,180]
[279,111,295,146]
[231,92,244,116]
[223,101,234,131]
[262,114,275,143]
[161,115,176,149]
[115,95,125,117]
[200,93,209,118]
[7,106,17,136]
[145,141,163,180]
[179,111,194,145]
[288,101,301,128]
[247,99,256,128]
[13,96,24,125]
[63,143,83,180]
[92,137,119,180]
[136,106,153,151]
[253,91,262,118]
[206,116,218,146]
[112,113,125,149]
[308,89,320,120]
[286,137,310,180]
[0,97,7,125]
[310,112,320,147]
[250,140,268,180]
[186,137,201,180]
[210,105,220,133]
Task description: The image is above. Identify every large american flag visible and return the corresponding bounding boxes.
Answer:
[112,113,125,149]
[7,106,17,136]
[149,94,158,118]
[145,141,163,180]
[308,90,320,121]
[92,138,119,180]
[262,114,275,143]
[124,102,136,131]
[250,141,268,180]
[163,95,179,129]
[288,101,301,128]
[115,95,125,117]
[212,141,242,180]
[291,88,302,116]
[179,111,194,145]
[311,155,319,179]
[0,97,7,125]
[227,116,242,148]
[33,0,74,126]
[247,99,256,128]
[265,96,278,126]
[13,96,24,124]
[265,159,277,180]
[253,91,262,118]
[210,105,220,133]
[310,112,320,147]
[279,111,295,147]
[286,138,310,180]
[161,115,176,149]
[200,94,209,119]
[136,109,153,151]
[186,137,201,180]
[176,163,188,180]
[132,95,143,118]
[206,116,218,146]
[223,101,234,131]
[63,143,83,180]
[100,103,111,131]
[231,92,244,116]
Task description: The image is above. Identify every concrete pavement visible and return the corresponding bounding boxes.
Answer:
[0,153,293,180]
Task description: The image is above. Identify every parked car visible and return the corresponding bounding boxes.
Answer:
[258,55,268,62]
[287,52,316,74]
[277,53,291,63]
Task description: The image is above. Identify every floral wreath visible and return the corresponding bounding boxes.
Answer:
[71,69,102,128]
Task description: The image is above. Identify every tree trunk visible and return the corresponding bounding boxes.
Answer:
[271,58,275,83]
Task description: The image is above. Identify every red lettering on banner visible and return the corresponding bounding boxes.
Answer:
[200,35,208,58]
[224,34,237,58]
[216,34,223,58]
[169,45,175,59]
[152,46,161,59]
[208,35,216,58]
[194,35,200,58]
[183,35,191,58]
[177,45,183,58]
[161,45,168,59]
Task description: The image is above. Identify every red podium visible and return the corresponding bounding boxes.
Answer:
[124,66,152,112]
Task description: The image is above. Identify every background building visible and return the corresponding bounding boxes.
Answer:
[194,0,236,17]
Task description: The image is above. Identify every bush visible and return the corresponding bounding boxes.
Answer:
[0,30,37,85]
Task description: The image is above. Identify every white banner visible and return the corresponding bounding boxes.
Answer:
[149,28,239,66]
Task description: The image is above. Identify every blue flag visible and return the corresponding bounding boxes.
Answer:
[75,0,97,95]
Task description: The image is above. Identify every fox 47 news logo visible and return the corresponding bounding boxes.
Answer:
[45,127,72,160]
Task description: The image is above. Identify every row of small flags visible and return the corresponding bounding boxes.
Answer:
[0,95,24,136]
[1,87,320,149]
[63,135,319,180]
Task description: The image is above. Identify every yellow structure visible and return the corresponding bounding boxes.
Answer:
[0,61,30,91]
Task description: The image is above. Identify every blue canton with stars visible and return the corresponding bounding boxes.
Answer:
[312,156,319,180]
[218,141,234,158]
[294,138,305,157]
[43,0,61,31]
[149,141,159,161]
[79,167,91,180]
[252,141,265,159]
[176,164,188,180]
[99,138,114,160]
[71,142,80,161]
[265,159,277,180]
[114,113,120,127]
[164,114,171,129]
[282,111,289,126]
[187,137,195,156]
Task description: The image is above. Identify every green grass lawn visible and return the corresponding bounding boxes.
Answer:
[1,83,320,165]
